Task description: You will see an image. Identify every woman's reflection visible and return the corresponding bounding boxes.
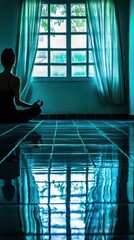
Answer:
[0,130,43,238]
[0,149,20,201]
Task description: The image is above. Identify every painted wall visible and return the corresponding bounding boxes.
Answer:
[29,0,130,114]
[0,0,129,114]
[0,0,20,67]
[129,0,134,115]
[30,80,128,114]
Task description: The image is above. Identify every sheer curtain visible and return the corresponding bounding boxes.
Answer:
[86,0,125,104]
[15,0,42,101]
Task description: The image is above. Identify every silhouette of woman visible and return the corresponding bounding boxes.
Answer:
[0,48,43,123]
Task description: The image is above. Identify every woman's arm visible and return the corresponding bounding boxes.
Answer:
[13,76,43,108]
[14,77,33,107]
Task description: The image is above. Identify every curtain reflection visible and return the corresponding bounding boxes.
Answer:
[19,131,43,236]
[0,129,44,238]
[2,120,130,239]
[85,121,130,238]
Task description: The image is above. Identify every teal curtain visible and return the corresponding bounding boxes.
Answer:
[0,64,3,72]
[86,0,125,104]
[15,0,42,101]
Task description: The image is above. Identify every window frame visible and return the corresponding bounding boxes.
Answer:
[33,0,95,81]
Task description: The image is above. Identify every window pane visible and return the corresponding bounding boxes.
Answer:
[89,65,95,77]
[34,2,95,79]
[71,66,86,77]
[50,4,66,17]
[50,66,66,77]
[50,19,66,33]
[35,51,48,63]
[50,35,66,48]
[71,19,87,32]
[51,213,66,231]
[71,4,86,17]
[50,51,66,63]
[88,51,94,63]
[32,66,48,77]
[38,35,48,48]
[71,35,87,48]
[40,19,48,32]
[41,4,48,17]
[71,51,86,63]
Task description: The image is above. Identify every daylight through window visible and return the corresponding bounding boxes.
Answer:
[32,1,95,80]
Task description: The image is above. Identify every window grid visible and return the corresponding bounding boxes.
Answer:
[32,1,95,80]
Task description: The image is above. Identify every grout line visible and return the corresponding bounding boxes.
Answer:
[0,123,23,137]
[0,120,44,165]
[72,120,96,167]
[49,120,58,163]
[88,120,134,165]
[103,121,129,136]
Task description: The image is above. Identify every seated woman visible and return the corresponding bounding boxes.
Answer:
[0,48,43,123]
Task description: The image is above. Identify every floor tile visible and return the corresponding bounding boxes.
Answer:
[0,120,134,239]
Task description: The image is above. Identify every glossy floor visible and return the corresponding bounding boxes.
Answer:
[0,119,134,240]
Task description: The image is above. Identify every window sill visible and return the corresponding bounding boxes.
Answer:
[32,77,95,82]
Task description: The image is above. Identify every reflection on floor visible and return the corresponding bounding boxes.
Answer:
[0,119,134,239]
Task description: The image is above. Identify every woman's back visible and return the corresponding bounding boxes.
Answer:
[0,48,43,123]
[0,72,16,112]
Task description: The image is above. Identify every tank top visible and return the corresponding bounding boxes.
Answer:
[0,76,16,113]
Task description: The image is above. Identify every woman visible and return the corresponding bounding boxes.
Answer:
[0,48,43,123]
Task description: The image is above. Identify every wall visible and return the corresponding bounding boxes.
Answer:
[129,0,134,115]
[0,0,129,115]
[30,80,128,114]
[0,0,20,71]
[29,0,129,114]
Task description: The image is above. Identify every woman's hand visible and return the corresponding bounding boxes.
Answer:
[32,100,43,108]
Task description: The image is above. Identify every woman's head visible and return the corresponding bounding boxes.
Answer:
[1,48,15,68]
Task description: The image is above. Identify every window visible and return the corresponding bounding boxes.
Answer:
[32,1,95,80]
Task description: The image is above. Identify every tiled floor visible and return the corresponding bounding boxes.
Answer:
[0,119,134,240]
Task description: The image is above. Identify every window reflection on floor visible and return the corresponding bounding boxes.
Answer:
[19,119,129,238]
[1,120,134,239]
